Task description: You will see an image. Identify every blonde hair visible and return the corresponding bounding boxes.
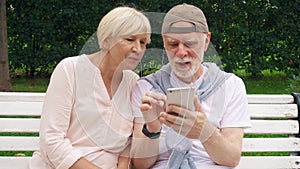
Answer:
[97,6,151,50]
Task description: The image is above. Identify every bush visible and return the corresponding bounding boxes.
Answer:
[286,75,300,93]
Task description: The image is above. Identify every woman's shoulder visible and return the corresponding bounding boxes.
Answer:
[51,55,83,78]
[58,55,80,66]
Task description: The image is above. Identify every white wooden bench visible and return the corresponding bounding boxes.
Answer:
[0,92,300,169]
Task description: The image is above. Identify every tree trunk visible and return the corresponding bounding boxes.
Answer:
[0,0,12,91]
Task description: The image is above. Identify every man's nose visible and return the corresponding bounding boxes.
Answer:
[175,43,188,59]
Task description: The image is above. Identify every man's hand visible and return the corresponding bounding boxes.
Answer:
[140,91,166,132]
[160,95,216,142]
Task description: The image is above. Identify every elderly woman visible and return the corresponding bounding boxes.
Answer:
[28,6,151,169]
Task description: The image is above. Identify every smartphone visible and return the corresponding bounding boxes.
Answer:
[166,87,195,115]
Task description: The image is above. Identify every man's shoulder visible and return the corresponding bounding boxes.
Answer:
[224,73,246,89]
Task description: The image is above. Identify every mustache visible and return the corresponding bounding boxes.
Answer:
[173,57,193,63]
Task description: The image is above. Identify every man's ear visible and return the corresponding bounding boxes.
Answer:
[204,32,211,51]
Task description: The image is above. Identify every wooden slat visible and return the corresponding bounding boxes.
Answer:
[247,94,294,104]
[237,156,300,169]
[0,102,43,116]
[1,136,299,153]
[1,118,297,134]
[0,92,294,103]
[242,138,300,152]
[248,104,298,118]
[0,157,32,169]
[0,156,300,169]
[245,120,299,134]
[0,118,40,133]
[0,92,45,102]
[0,136,39,151]
[2,103,297,118]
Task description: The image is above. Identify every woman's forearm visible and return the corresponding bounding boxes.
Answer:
[70,157,102,169]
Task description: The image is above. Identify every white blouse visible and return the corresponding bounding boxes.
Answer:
[29,54,138,169]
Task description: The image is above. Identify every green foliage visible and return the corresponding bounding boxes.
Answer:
[206,0,300,77]
[286,75,300,93]
[7,0,114,77]
[5,0,300,77]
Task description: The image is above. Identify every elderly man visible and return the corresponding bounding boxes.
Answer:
[131,3,251,169]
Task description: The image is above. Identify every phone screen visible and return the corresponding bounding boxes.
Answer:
[166,87,195,114]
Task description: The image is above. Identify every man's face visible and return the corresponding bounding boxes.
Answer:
[162,22,210,83]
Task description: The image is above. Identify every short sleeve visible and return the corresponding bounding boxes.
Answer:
[131,79,153,118]
[220,76,252,128]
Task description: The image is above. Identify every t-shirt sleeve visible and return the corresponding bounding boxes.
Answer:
[131,79,153,118]
[220,76,252,129]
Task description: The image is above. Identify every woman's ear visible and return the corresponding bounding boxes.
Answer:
[101,39,110,51]
[102,38,119,51]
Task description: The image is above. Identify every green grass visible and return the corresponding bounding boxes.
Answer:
[11,76,50,92]
[10,70,291,94]
[235,70,290,94]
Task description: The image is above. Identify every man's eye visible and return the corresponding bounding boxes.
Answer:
[168,43,178,47]
[184,42,195,47]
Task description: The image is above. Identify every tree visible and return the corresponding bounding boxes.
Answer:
[0,0,12,91]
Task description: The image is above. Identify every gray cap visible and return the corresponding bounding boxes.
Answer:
[162,3,209,34]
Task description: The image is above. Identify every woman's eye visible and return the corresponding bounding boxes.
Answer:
[126,38,134,42]
[140,41,146,44]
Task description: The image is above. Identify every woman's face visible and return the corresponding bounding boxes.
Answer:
[108,33,148,70]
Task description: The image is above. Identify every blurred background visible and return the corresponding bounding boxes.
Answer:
[0,0,299,93]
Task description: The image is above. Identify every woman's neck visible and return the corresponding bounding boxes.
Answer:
[95,51,123,99]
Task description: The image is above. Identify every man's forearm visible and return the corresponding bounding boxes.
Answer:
[131,122,160,169]
[202,128,244,167]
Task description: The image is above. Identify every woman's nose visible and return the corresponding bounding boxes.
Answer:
[132,42,142,52]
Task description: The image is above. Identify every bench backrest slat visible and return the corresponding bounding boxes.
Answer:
[0,92,45,102]
[242,138,300,152]
[0,136,39,151]
[237,156,300,169]
[0,118,40,133]
[247,94,294,104]
[248,104,298,118]
[0,102,43,116]
[1,136,299,153]
[0,157,32,169]
[1,102,298,118]
[1,118,298,134]
[245,120,299,134]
